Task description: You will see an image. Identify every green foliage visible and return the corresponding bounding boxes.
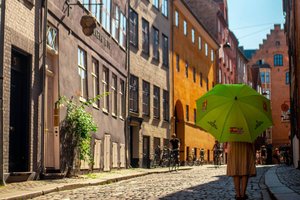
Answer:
[57,94,108,165]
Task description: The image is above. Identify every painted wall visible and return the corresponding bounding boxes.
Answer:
[173,0,218,162]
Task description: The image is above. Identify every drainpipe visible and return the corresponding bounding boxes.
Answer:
[41,0,48,175]
[0,0,6,185]
[125,0,130,168]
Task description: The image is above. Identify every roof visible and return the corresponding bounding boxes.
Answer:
[243,49,257,60]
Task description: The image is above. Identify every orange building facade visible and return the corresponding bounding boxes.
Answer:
[171,0,219,162]
[247,25,290,148]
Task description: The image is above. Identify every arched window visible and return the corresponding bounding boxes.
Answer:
[274,54,283,66]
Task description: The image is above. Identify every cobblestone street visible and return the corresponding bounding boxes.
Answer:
[33,165,271,200]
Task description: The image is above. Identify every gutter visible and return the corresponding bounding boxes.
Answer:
[0,0,6,185]
[41,0,48,175]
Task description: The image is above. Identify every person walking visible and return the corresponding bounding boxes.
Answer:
[227,142,256,200]
[169,133,180,165]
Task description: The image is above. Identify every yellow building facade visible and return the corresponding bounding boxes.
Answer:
[172,0,219,162]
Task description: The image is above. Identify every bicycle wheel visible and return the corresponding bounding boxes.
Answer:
[187,156,194,166]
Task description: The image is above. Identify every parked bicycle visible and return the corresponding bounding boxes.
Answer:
[199,148,205,166]
[213,148,222,168]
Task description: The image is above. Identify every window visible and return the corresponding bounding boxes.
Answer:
[176,54,180,72]
[162,0,168,17]
[119,80,125,118]
[183,20,187,36]
[186,105,189,121]
[142,18,149,54]
[194,108,196,124]
[153,0,159,9]
[46,25,58,51]
[119,12,127,48]
[129,8,138,46]
[219,69,222,83]
[275,41,280,47]
[211,50,214,61]
[260,72,265,83]
[153,27,159,60]
[200,72,203,87]
[198,36,202,50]
[175,10,179,27]
[111,5,119,41]
[142,80,150,116]
[129,75,139,113]
[185,61,188,78]
[153,86,160,119]
[92,59,100,107]
[205,43,208,56]
[191,29,195,43]
[266,72,270,83]
[112,74,117,116]
[81,0,101,20]
[286,72,290,85]
[162,34,169,67]
[193,67,196,82]
[206,77,209,91]
[274,54,283,66]
[163,90,169,121]
[78,48,87,99]
[101,0,111,33]
[102,67,109,111]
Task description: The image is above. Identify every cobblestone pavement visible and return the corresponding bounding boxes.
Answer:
[276,165,300,195]
[33,165,271,200]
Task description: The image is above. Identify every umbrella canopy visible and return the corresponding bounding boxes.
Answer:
[196,84,273,142]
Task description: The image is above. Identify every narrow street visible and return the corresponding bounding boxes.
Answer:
[33,165,271,200]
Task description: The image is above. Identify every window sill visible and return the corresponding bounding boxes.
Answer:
[92,103,100,110]
[79,96,87,103]
[102,108,109,114]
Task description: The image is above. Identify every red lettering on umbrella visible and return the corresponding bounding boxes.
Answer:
[230,127,244,134]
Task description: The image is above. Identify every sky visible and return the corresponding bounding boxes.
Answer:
[227,0,285,50]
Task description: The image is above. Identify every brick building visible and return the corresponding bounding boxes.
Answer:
[184,0,238,84]
[172,0,218,162]
[236,47,248,84]
[128,0,171,168]
[283,0,300,168]
[0,0,43,184]
[247,24,290,148]
[45,0,128,173]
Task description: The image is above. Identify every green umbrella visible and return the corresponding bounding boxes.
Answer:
[196,84,273,142]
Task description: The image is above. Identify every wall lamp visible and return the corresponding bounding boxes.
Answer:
[223,41,231,49]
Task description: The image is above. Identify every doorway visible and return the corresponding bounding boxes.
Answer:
[142,136,150,168]
[129,126,140,167]
[9,49,30,172]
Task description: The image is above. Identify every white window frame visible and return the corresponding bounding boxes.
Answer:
[183,20,187,36]
[175,10,179,27]
[78,48,87,100]
[191,29,195,43]
[198,36,201,50]
[102,67,109,112]
[101,0,111,33]
[92,59,100,107]
[111,74,117,116]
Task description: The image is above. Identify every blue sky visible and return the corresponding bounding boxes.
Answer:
[227,0,285,49]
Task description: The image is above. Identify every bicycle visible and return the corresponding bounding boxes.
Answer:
[169,149,179,171]
[213,150,222,168]
[199,148,205,166]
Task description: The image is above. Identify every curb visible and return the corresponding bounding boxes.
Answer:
[265,166,300,200]
[2,167,193,200]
